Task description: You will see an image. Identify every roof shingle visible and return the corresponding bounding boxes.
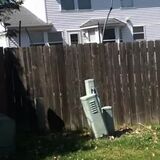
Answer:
[5,6,52,28]
[80,18,126,28]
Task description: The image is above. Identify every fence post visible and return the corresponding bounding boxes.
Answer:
[0,48,7,114]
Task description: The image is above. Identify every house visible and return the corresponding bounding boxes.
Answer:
[42,0,160,45]
[0,6,63,47]
[2,0,160,47]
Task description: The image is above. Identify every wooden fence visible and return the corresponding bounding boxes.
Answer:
[1,41,160,131]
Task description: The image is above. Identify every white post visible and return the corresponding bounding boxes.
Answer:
[115,27,120,44]
[85,79,95,95]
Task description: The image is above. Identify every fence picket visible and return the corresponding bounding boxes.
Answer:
[126,43,137,124]
[148,41,157,123]
[2,41,160,131]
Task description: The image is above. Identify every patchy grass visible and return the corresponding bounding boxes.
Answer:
[4,125,160,160]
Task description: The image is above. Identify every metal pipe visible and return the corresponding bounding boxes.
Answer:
[102,0,113,43]
[19,20,21,47]
[98,22,101,43]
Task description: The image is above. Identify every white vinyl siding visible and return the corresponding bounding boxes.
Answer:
[146,24,160,40]
[45,0,160,44]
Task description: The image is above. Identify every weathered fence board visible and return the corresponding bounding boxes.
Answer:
[2,41,160,131]
[0,48,7,114]
[155,41,160,122]
[140,41,150,123]
[148,41,157,122]
[119,43,131,124]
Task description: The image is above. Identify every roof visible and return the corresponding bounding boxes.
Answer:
[4,6,52,29]
[80,18,126,29]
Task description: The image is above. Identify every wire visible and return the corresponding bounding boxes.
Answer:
[102,0,113,42]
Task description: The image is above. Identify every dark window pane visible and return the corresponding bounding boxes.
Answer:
[30,32,44,44]
[48,32,63,43]
[121,0,133,7]
[78,0,91,9]
[61,0,75,10]
[133,26,144,33]
[70,34,78,44]
[103,28,115,40]
[133,34,144,40]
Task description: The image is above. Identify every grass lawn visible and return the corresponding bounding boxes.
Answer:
[4,125,160,160]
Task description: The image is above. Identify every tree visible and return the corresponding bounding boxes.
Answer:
[0,0,23,38]
[0,0,22,11]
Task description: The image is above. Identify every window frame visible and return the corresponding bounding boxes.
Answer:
[29,31,45,46]
[103,28,116,43]
[47,32,63,44]
[77,0,91,10]
[68,31,81,45]
[61,0,92,11]
[70,33,79,44]
[133,26,145,41]
[61,0,75,11]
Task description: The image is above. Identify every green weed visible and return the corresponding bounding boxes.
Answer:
[7,125,160,160]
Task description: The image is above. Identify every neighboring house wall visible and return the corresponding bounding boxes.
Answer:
[9,31,30,47]
[0,24,9,47]
[8,29,64,47]
[23,0,47,22]
[0,35,8,47]
[44,0,160,44]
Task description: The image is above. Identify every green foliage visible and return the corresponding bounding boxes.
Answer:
[0,0,23,38]
[0,0,23,21]
[0,0,23,10]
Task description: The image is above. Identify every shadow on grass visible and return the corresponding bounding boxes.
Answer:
[10,131,93,160]
[113,128,133,138]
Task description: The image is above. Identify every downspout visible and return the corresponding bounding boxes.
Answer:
[98,22,101,43]
[19,21,21,47]
[44,0,49,23]
[102,0,113,43]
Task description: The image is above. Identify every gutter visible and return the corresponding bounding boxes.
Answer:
[7,24,53,31]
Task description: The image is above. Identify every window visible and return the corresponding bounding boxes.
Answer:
[133,26,144,40]
[48,32,63,44]
[78,0,91,9]
[120,0,133,8]
[29,32,44,45]
[103,28,115,42]
[70,34,79,44]
[61,0,75,10]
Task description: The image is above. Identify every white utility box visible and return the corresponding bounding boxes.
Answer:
[80,94,108,138]
[85,79,95,95]
[101,106,115,135]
